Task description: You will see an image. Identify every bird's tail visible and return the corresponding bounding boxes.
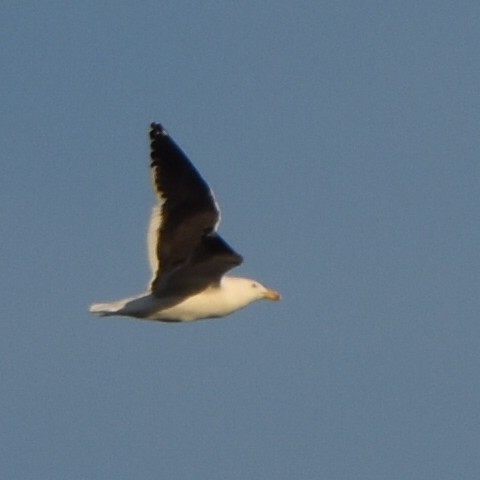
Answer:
[89,301,125,317]
[89,293,150,318]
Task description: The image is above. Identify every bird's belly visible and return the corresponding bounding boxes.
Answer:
[149,291,233,322]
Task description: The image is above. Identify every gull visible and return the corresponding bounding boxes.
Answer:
[89,122,280,322]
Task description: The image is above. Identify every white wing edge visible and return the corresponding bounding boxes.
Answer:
[147,203,163,287]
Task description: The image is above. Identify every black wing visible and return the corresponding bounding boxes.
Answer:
[148,122,242,295]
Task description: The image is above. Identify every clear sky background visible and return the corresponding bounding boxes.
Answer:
[1,2,479,479]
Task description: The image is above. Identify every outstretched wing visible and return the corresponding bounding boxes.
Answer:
[147,123,242,295]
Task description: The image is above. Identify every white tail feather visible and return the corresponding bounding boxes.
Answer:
[89,293,157,319]
[89,302,122,316]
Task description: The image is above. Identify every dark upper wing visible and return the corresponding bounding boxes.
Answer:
[152,233,243,298]
[147,122,242,294]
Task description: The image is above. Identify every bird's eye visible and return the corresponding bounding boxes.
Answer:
[251,283,257,288]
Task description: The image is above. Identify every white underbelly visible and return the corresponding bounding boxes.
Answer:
[148,290,234,322]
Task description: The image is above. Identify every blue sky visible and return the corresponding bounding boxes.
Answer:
[1,2,479,479]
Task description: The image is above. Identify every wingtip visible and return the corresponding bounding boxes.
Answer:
[150,122,168,137]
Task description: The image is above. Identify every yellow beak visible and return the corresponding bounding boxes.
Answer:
[263,289,281,301]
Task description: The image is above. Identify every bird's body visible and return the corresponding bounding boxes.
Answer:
[90,277,277,322]
[89,122,280,323]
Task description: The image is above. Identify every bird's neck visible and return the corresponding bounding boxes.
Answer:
[217,276,255,312]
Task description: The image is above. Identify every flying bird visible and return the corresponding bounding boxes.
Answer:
[89,122,280,322]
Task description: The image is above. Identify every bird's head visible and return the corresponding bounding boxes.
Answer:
[250,280,281,301]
